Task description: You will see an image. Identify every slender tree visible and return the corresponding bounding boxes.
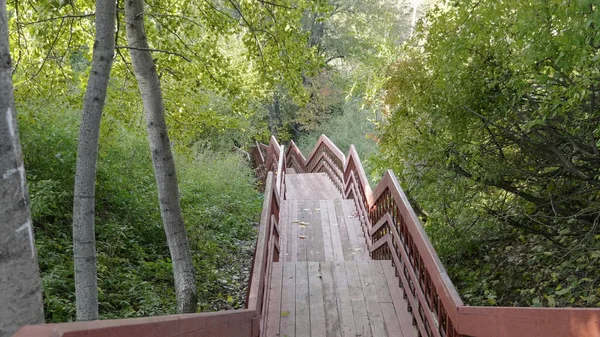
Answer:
[124,0,197,313]
[72,0,117,320]
[0,0,45,334]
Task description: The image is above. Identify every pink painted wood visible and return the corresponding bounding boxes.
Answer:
[14,310,257,337]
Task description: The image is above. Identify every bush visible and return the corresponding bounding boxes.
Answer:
[19,102,261,322]
[297,98,379,180]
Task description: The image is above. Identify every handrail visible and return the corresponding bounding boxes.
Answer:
[246,137,286,336]
[285,140,307,173]
[246,171,281,336]
[368,170,463,337]
[14,310,258,337]
[276,145,286,198]
[287,134,346,193]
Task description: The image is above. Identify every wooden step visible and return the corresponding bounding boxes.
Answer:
[279,199,369,263]
[265,261,418,337]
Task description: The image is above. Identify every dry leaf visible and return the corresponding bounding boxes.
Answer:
[299,235,308,239]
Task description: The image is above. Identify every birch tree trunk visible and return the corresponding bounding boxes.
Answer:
[124,0,197,313]
[0,1,45,335]
[72,0,116,321]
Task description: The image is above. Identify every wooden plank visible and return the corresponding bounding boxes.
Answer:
[320,200,335,262]
[284,200,292,262]
[290,200,298,262]
[308,173,325,199]
[308,262,326,337]
[320,262,342,337]
[314,200,326,262]
[266,263,283,337]
[327,200,344,262]
[370,260,393,303]
[320,172,341,199]
[280,263,296,337]
[334,200,354,261]
[381,302,405,337]
[295,262,311,337]
[382,260,418,337]
[333,262,356,336]
[357,260,386,336]
[341,200,368,259]
[307,200,325,262]
[297,201,308,262]
[345,261,372,337]
[280,200,289,262]
[306,201,315,262]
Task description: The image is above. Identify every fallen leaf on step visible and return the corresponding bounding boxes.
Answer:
[281,311,290,317]
[315,208,320,211]
[299,235,308,239]
[293,221,309,226]
[299,224,307,229]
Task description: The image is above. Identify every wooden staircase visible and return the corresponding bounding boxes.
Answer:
[14,135,600,337]
[266,171,417,336]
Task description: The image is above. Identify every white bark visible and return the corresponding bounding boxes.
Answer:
[124,0,197,313]
[0,1,45,335]
[72,0,116,321]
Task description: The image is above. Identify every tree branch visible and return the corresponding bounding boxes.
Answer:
[115,46,191,62]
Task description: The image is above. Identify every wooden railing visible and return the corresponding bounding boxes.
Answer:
[285,135,346,193]
[245,170,282,336]
[15,310,258,337]
[285,140,307,174]
[278,134,600,337]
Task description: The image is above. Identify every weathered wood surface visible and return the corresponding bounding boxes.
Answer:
[285,173,341,200]
[280,197,368,263]
[15,310,258,337]
[266,260,416,337]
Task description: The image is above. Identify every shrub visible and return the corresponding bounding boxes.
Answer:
[19,102,260,322]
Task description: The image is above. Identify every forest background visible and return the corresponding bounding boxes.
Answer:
[2,0,599,330]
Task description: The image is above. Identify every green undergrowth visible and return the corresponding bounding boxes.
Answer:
[296,98,379,181]
[19,101,261,322]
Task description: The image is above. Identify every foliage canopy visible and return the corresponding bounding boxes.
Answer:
[382,0,600,307]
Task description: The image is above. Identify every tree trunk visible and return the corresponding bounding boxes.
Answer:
[72,0,117,321]
[124,0,197,313]
[0,1,45,335]
[268,89,281,136]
